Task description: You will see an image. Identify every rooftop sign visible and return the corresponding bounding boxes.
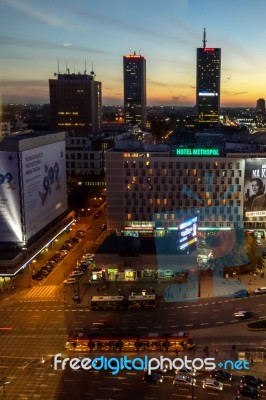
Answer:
[176,148,220,156]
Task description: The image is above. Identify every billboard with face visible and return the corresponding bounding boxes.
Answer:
[21,141,68,240]
[0,151,23,242]
[244,159,266,221]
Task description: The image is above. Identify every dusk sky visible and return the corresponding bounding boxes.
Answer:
[1,0,266,106]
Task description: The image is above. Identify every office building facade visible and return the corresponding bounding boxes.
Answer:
[49,72,102,136]
[196,30,221,128]
[105,141,246,236]
[123,52,147,129]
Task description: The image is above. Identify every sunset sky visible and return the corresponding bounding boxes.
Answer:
[1,0,266,106]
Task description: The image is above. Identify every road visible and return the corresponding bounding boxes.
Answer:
[0,299,265,399]
[0,217,265,399]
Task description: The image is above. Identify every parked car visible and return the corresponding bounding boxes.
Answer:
[70,270,84,277]
[101,223,107,231]
[63,278,78,285]
[76,230,85,237]
[40,268,49,276]
[254,287,266,295]
[32,271,43,280]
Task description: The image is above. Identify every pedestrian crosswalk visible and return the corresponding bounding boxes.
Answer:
[23,285,59,300]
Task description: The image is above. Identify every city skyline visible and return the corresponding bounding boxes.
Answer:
[1,0,266,107]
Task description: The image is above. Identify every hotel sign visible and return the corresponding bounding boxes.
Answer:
[176,148,220,156]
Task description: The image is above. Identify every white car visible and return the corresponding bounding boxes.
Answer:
[202,379,223,391]
[63,278,78,285]
[234,310,249,318]
[173,375,196,387]
[254,287,266,295]
[70,270,84,277]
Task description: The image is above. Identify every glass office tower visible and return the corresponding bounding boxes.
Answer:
[196,30,221,129]
[123,52,147,129]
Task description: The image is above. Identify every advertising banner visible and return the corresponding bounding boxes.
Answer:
[22,141,68,240]
[244,159,266,221]
[0,151,23,242]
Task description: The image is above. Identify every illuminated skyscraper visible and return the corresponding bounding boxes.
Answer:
[123,52,146,128]
[49,68,102,136]
[196,29,221,129]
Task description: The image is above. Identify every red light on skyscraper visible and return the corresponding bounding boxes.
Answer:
[204,48,215,52]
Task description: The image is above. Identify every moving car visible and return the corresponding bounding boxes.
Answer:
[210,370,233,382]
[173,375,196,387]
[238,384,260,398]
[142,372,163,384]
[202,379,223,391]
[234,289,249,298]
[241,375,263,388]
[254,287,266,295]
[175,367,196,376]
[73,288,79,301]
[234,310,251,319]
[92,319,113,328]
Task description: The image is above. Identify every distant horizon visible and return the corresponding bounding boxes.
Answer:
[0,101,259,110]
[2,1,266,110]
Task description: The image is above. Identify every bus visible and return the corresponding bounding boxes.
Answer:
[90,296,124,311]
[127,294,156,310]
[167,332,195,351]
[65,332,195,352]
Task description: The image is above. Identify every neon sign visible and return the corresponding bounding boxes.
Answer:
[176,148,220,157]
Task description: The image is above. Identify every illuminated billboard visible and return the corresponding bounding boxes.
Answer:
[176,215,198,252]
[22,141,68,240]
[244,159,266,221]
[0,151,23,242]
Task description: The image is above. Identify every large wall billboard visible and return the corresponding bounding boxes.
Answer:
[0,151,23,242]
[244,159,266,221]
[22,141,68,240]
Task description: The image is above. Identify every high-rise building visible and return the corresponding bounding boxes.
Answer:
[256,98,265,112]
[196,29,221,129]
[49,70,102,136]
[123,52,147,129]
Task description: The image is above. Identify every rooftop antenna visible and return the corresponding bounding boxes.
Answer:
[91,62,95,79]
[139,49,141,55]
[84,59,87,74]
[129,48,131,55]
[54,59,60,77]
[202,27,207,48]
[74,61,75,74]
[66,60,70,74]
